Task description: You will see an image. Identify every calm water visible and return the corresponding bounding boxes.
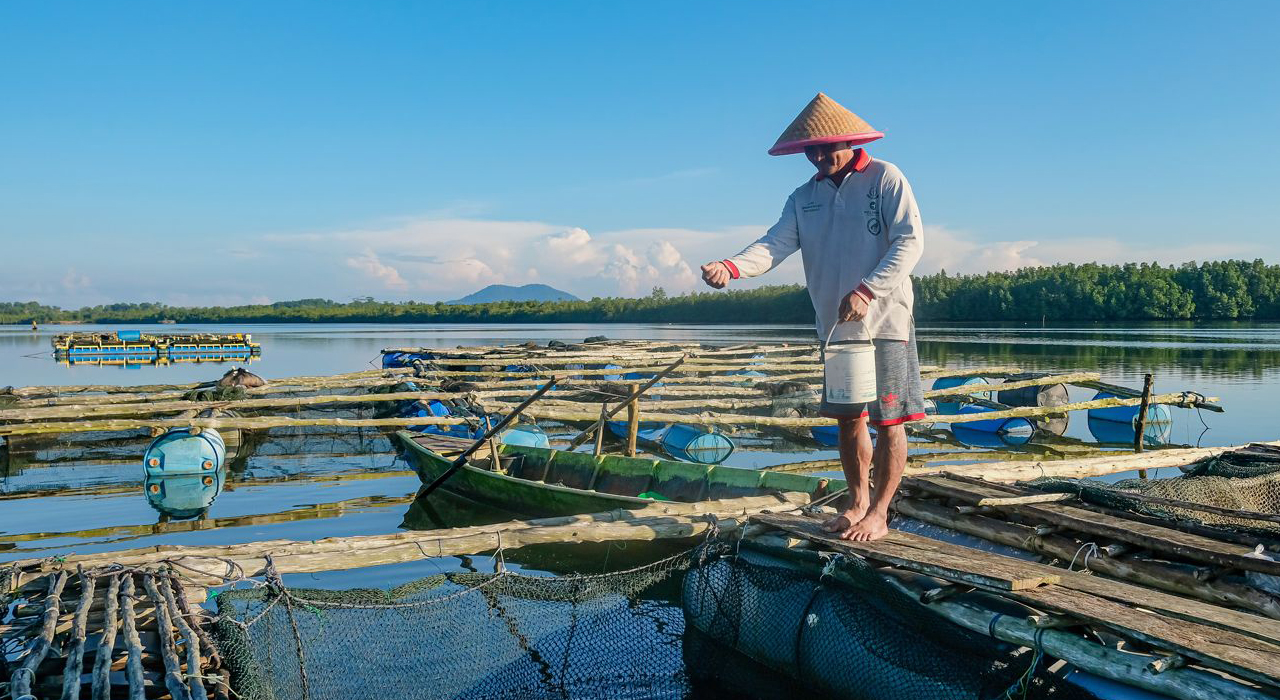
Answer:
[2,321,1278,566]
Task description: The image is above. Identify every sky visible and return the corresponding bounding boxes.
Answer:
[2,1,1278,307]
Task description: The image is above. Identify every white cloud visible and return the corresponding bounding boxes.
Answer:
[918,225,1260,276]
[345,249,409,290]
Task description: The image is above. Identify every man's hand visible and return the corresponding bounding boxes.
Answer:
[839,288,871,322]
[701,262,731,289]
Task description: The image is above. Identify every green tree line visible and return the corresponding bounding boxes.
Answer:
[6,260,1280,325]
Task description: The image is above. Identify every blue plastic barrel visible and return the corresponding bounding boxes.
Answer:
[948,404,1036,437]
[1087,392,1173,445]
[588,364,623,381]
[605,421,734,464]
[662,424,734,464]
[118,330,142,341]
[952,423,1034,448]
[144,472,224,519]
[809,424,878,447]
[382,351,435,368]
[1088,392,1173,426]
[930,376,990,415]
[143,428,226,476]
[498,425,551,449]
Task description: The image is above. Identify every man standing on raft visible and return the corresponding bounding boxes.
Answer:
[701,93,925,542]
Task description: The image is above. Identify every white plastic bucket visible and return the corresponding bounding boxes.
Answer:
[824,343,877,405]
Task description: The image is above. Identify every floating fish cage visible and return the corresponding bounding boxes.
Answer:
[51,330,262,361]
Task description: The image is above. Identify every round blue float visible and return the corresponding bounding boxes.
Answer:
[144,471,224,520]
[143,428,226,476]
[930,376,991,415]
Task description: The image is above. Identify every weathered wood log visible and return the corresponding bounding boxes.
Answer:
[119,576,146,700]
[881,576,1271,700]
[9,570,67,700]
[905,475,1280,576]
[90,575,121,700]
[895,498,1280,620]
[59,570,95,700]
[10,493,810,588]
[142,575,191,700]
[161,578,208,700]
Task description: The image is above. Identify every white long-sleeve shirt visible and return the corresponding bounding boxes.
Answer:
[723,150,924,342]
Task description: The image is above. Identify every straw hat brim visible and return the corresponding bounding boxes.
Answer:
[768,131,883,156]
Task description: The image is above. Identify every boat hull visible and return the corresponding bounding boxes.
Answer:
[396,431,839,518]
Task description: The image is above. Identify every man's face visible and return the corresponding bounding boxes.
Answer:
[804,142,854,177]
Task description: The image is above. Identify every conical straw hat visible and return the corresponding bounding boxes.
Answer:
[768,93,883,156]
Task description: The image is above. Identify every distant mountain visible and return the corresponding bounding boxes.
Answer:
[447,284,580,305]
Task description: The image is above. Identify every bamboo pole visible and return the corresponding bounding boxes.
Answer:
[0,389,471,421]
[91,575,121,700]
[59,570,95,700]
[626,383,639,458]
[592,403,607,458]
[10,492,810,588]
[142,575,192,700]
[477,392,1220,430]
[1136,374,1155,478]
[9,570,68,700]
[119,575,146,700]
[921,372,1100,399]
[0,415,472,437]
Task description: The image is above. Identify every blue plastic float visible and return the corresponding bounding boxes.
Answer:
[1087,392,1173,445]
[930,376,991,415]
[606,421,735,464]
[143,428,226,476]
[144,471,224,519]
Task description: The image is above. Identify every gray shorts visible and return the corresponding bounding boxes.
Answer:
[819,328,925,427]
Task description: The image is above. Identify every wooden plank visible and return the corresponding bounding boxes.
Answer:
[976,493,1074,507]
[904,475,1280,576]
[751,512,1060,590]
[1058,570,1280,649]
[754,511,1280,689]
[1005,584,1280,690]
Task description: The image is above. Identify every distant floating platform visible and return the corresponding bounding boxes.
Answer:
[52,330,262,361]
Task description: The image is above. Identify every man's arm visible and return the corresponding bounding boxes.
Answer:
[858,165,924,298]
[701,195,800,288]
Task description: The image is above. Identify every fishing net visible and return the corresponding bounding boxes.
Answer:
[684,548,1093,700]
[211,542,1095,700]
[1028,471,1280,536]
[212,549,697,700]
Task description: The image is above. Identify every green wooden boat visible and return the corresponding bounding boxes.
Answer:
[396,430,844,518]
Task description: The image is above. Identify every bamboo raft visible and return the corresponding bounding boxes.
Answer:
[1,339,1269,699]
[5,442,1278,699]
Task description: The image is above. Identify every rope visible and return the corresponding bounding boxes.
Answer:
[1067,542,1100,572]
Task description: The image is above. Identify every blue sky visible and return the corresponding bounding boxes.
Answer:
[2,1,1278,306]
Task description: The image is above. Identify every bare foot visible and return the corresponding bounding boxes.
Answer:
[821,504,869,533]
[841,512,890,541]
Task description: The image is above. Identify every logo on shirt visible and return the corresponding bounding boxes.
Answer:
[865,189,881,235]
[801,201,822,213]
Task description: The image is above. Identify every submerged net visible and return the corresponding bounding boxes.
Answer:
[213,549,697,700]
[211,542,1095,700]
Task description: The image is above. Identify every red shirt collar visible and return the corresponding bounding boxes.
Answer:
[815,148,872,181]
